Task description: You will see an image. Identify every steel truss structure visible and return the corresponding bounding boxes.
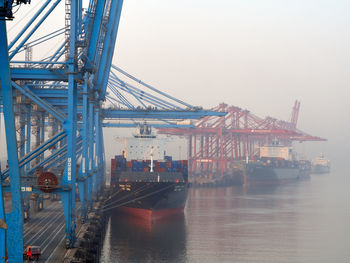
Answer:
[158,101,326,178]
[0,1,224,262]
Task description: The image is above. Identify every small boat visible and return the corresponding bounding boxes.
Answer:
[311,155,330,174]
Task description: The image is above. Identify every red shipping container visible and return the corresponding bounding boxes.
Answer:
[126,161,132,168]
[166,161,171,168]
[182,160,188,166]
[111,159,116,170]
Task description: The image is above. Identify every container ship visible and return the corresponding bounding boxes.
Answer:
[246,141,310,184]
[311,155,330,174]
[107,125,189,220]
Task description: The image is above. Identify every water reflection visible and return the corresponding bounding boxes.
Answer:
[102,171,350,263]
[101,211,187,263]
[185,184,300,263]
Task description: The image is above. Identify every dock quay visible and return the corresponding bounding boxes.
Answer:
[18,197,107,263]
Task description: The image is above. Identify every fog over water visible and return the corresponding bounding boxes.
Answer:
[101,170,350,263]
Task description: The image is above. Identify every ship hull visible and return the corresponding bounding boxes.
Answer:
[246,164,302,184]
[108,179,188,220]
[312,165,330,174]
[118,206,185,220]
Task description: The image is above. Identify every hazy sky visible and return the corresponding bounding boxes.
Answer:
[106,0,350,167]
[4,0,350,168]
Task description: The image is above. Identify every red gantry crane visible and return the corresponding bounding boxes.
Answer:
[158,100,326,184]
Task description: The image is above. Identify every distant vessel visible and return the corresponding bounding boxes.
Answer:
[311,155,330,174]
[246,140,309,184]
[107,124,189,220]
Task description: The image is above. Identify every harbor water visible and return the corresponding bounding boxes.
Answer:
[100,167,350,263]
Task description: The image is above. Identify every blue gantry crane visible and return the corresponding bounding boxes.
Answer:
[0,1,224,262]
[103,64,224,128]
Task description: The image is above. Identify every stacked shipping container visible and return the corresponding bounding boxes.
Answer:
[111,156,188,173]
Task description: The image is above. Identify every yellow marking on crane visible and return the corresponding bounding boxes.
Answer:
[0,219,7,230]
